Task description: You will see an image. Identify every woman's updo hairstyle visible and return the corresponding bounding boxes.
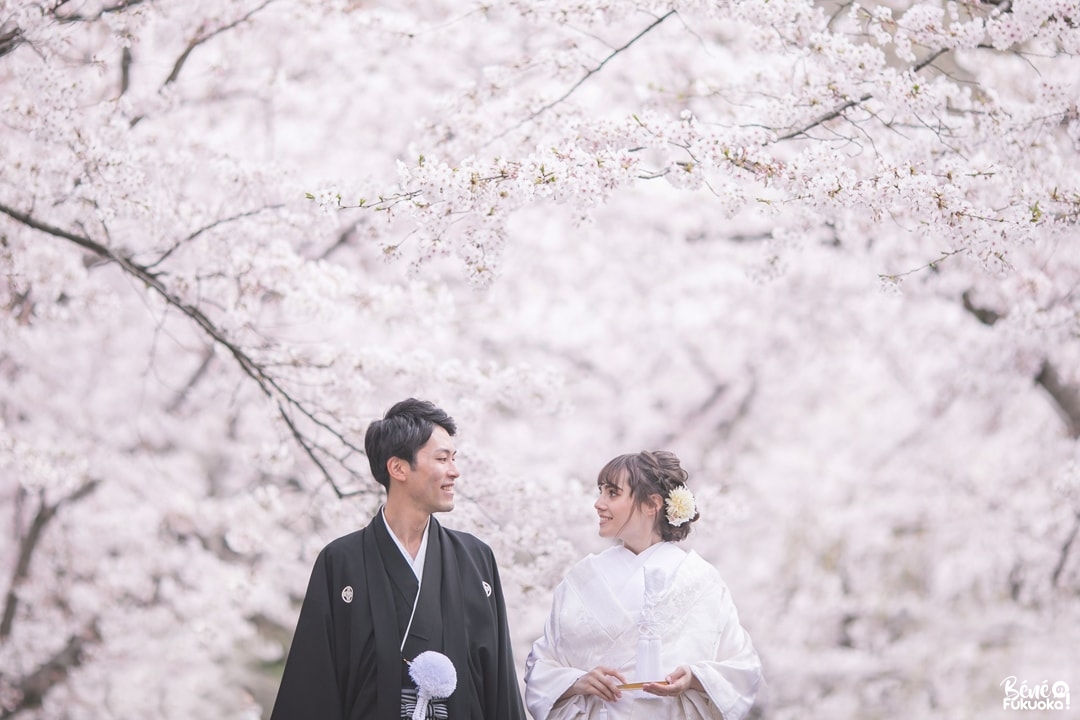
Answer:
[596,450,700,542]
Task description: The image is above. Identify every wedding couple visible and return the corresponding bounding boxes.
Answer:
[269,398,763,720]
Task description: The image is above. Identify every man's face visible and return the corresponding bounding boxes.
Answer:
[401,425,459,514]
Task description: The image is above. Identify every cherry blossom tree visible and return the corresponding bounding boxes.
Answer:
[1,0,1078,719]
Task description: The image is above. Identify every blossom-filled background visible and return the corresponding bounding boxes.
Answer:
[1,0,1078,718]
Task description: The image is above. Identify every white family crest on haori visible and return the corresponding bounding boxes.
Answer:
[341,585,354,603]
[482,581,492,597]
[408,651,458,720]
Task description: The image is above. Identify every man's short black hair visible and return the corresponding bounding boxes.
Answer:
[364,398,457,489]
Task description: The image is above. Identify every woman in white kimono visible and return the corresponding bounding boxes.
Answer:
[525,451,763,720]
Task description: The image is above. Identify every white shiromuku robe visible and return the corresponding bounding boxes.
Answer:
[524,542,762,720]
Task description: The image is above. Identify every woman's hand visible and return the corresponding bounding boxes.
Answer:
[643,665,704,696]
[561,666,628,703]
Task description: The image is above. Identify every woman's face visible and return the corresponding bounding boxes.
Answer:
[594,472,660,552]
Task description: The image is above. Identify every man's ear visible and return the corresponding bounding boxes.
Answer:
[387,456,409,483]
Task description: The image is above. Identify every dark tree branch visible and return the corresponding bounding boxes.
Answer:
[685,229,773,244]
[163,1,277,87]
[657,382,729,448]
[1035,360,1080,439]
[962,289,1001,325]
[961,292,1080,438]
[317,224,359,261]
[0,23,22,59]
[0,622,101,719]
[715,378,757,441]
[165,348,216,414]
[0,201,370,498]
[776,92,873,143]
[1,481,100,640]
[52,0,147,23]
[120,45,132,96]
[776,49,948,142]
[1052,512,1080,587]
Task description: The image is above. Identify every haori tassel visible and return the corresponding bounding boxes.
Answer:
[408,650,457,720]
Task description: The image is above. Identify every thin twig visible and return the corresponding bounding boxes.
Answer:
[529,10,676,122]
[776,49,947,142]
[486,10,676,145]
[878,248,963,282]
[146,205,285,271]
[164,1,277,86]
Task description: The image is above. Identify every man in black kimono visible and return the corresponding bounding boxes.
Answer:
[269,398,527,720]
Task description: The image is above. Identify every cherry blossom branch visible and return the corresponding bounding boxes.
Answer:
[533,10,675,121]
[878,249,964,282]
[775,49,948,142]
[1,482,100,640]
[0,201,370,498]
[53,0,147,22]
[2,483,101,715]
[486,10,676,145]
[163,1,278,87]
[0,622,101,719]
[145,205,285,271]
[330,190,425,212]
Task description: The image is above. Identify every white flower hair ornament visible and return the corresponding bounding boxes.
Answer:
[408,651,457,720]
[665,486,697,526]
